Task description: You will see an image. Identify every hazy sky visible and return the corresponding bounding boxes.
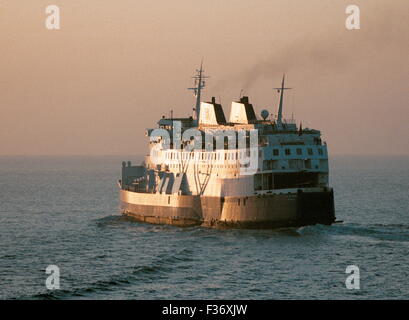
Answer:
[1,0,408,155]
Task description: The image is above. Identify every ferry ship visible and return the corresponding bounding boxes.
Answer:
[119,64,335,228]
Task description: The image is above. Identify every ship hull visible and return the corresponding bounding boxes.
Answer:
[120,188,335,229]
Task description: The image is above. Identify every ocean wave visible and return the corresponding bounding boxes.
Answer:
[23,247,195,300]
[94,215,125,227]
[298,222,409,243]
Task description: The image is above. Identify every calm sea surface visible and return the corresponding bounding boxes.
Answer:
[0,155,408,299]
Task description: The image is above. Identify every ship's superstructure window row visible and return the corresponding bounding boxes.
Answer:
[254,172,321,190]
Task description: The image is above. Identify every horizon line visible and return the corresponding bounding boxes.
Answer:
[0,153,408,157]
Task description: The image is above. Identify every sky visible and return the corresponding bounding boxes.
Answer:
[1,0,408,156]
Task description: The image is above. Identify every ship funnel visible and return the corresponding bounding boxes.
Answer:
[240,96,249,104]
[229,96,257,124]
[199,99,226,125]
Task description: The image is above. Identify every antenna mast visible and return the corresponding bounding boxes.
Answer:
[188,60,209,124]
[273,74,292,130]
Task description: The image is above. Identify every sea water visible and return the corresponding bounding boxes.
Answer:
[0,155,408,299]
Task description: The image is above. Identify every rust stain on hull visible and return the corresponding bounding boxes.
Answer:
[120,189,335,229]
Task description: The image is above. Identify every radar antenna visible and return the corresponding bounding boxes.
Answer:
[273,74,292,129]
[188,60,209,123]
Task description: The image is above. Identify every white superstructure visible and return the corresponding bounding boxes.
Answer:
[120,65,335,228]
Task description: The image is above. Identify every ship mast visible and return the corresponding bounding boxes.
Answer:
[188,61,209,124]
[273,74,292,130]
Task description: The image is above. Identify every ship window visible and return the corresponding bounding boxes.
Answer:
[271,160,278,169]
[285,149,291,156]
[273,149,279,156]
[308,148,313,155]
[297,148,302,155]
[262,173,273,190]
[243,198,246,206]
[273,172,319,189]
[263,160,272,171]
[238,199,240,206]
[289,159,298,169]
[318,148,323,155]
[254,174,262,191]
[320,159,328,170]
